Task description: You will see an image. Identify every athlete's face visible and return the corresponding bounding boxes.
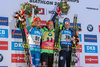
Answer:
[48,21,54,30]
[35,20,41,27]
[64,21,70,29]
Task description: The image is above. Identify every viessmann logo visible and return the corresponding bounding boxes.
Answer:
[84,34,97,43]
[85,45,98,53]
[0,41,8,50]
[11,30,22,39]
[0,17,8,26]
[11,54,25,63]
[11,42,24,51]
[85,56,98,64]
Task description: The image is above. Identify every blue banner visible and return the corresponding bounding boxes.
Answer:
[84,34,97,42]
[11,42,24,51]
[0,29,8,38]
[11,30,22,39]
[85,45,98,53]
[0,17,8,26]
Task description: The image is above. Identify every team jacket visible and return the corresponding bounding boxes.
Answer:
[41,27,55,54]
[59,29,73,51]
[60,29,72,45]
[27,27,42,52]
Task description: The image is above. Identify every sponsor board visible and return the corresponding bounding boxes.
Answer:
[11,42,24,51]
[85,45,98,53]
[85,56,98,64]
[0,29,8,38]
[11,54,25,63]
[0,17,8,26]
[11,30,22,39]
[0,41,8,50]
[84,34,97,43]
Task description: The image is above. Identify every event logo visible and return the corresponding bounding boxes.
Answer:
[84,34,97,43]
[11,54,25,63]
[0,54,3,62]
[85,56,98,64]
[85,45,98,53]
[11,42,24,51]
[30,0,79,5]
[30,0,53,5]
[87,24,93,32]
[0,41,8,50]
[0,29,8,38]
[38,8,45,15]
[0,17,8,26]
[11,30,22,39]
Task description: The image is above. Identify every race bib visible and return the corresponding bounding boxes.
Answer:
[61,34,71,41]
[28,34,41,45]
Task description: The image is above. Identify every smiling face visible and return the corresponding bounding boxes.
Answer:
[47,21,54,30]
[34,19,41,28]
[64,21,70,29]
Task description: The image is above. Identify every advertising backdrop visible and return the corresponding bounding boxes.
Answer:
[0,0,100,67]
